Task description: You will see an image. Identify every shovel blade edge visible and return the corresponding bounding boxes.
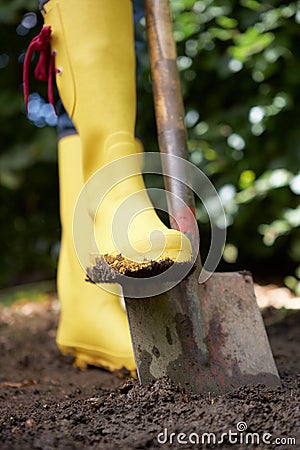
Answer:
[125,271,280,394]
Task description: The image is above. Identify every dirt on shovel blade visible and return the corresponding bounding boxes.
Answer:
[87,254,195,283]
[0,297,299,450]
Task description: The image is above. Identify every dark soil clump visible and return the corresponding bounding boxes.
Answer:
[87,254,194,283]
[0,299,299,449]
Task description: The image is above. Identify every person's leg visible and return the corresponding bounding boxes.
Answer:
[57,117,135,371]
[42,0,192,268]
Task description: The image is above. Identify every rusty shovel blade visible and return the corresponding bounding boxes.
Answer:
[124,269,280,394]
[121,0,280,394]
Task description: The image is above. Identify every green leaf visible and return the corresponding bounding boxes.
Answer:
[216,15,238,29]
[229,28,275,62]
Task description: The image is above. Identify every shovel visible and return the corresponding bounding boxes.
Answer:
[89,0,280,393]
[125,0,280,393]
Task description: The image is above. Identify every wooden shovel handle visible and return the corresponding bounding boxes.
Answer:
[144,0,199,254]
[144,1,186,142]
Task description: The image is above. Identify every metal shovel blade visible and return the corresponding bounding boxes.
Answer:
[124,269,280,394]
[120,0,280,394]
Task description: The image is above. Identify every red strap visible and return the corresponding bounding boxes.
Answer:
[47,51,56,112]
[23,26,56,114]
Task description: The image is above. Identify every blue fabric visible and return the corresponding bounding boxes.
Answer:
[39,0,48,10]
[133,0,144,77]
[56,100,78,138]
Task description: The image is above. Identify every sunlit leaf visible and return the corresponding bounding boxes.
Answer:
[229,28,275,62]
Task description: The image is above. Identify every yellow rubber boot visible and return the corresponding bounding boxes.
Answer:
[57,133,135,372]
[43,0,192,268]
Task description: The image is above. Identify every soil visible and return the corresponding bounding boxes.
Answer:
[0,295,299,450]
[87,255,194,282]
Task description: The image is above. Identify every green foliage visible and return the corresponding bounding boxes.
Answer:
[0,0,299,289]
[0,0,37,23]
[0,5,58,287]
[168,0,300,283]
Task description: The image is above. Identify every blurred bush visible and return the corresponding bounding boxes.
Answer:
[0,0,299,291]
[0,1,59,287]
